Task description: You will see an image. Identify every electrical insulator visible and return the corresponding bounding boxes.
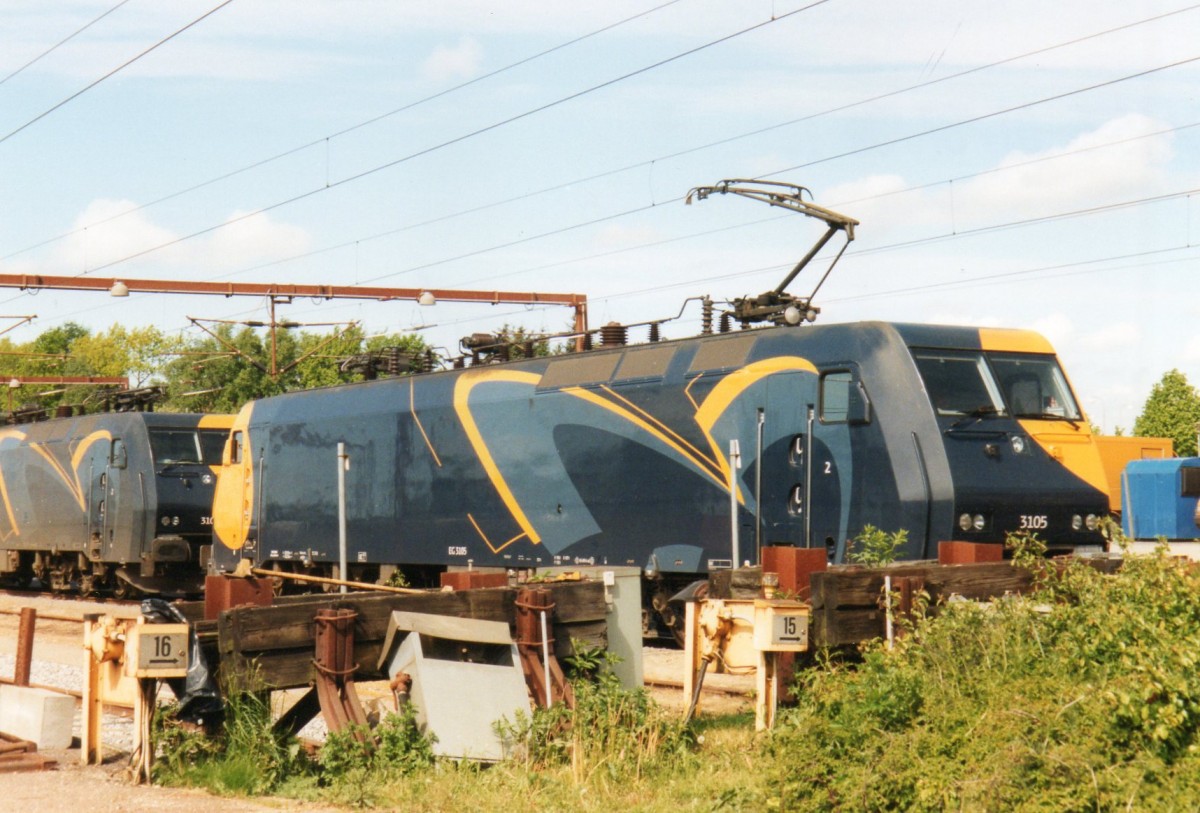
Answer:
[600,322,627,346]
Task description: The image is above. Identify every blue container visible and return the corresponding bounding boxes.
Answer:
[1121,458,1200,540]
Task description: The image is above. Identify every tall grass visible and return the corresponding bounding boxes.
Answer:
[155,667,305,795]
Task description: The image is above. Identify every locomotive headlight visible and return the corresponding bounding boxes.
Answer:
[972,514,986,531]
[201,473,213,485]
[1010,435,1026,454]
[1086,514,1099,531]
[1071,514,1083,531]
[171,516,180,526]
[958,513,972,531]
[161,516,170,527]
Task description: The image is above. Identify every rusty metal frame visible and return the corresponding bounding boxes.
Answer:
[312,608,370,738]
[0,273,589,342]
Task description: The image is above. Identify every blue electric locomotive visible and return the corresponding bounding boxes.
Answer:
[209,320,1109,633]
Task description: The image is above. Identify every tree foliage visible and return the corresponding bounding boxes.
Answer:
[0,321,428,417]
[1133,369,1200,456]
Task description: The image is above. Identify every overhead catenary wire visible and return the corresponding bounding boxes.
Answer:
[0,0,134,89]
[4,5,1197,351]
[762,53,1200,180]
[0,0,236,147]
[5,0,1188,274]
[51,1,834,277]
[0,0,687,262]
[20,161,1199,334]
[261,182,1200,331]
[158,6,1200,290]
[219,54,1200,294]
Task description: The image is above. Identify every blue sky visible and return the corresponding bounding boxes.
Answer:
[0,0,1197,432]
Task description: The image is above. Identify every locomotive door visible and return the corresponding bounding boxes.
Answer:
[103,438,126,560]
[766,369,857,558]
[87,442,111,558]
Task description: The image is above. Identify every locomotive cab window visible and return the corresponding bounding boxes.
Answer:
[150,429,203,465]
[912,350,1006,418]
[987,353,1081,421]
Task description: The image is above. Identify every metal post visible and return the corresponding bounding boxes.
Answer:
[729,439,742,566]
[539,610,551,707]
[804,405,814,548]
[337,442,349,594]
[755,408,765,564]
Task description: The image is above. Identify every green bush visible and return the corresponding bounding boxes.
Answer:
[765,543,1200,811]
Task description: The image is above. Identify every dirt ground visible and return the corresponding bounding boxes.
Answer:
[0,592,752,811]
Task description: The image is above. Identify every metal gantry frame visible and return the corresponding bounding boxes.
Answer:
[0,274,591,376]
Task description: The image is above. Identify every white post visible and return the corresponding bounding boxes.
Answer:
[337,442,349,594]
[729,439,742,567]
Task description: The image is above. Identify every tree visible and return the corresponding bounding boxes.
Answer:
[1133,369,1200,456]
[159,324,431,413]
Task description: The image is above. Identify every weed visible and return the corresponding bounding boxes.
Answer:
[845,524,907,566]
[316,702,436,806]
[154,665,306,794]
[497,668,695,786]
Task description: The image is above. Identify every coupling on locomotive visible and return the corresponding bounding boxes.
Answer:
[0,182,1112,624]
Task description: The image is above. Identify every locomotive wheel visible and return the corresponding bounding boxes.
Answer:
[111,578,135,600]
[78,573,96,598]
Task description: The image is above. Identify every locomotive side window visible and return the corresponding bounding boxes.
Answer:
[987,353,1081,420]
[110,438,127,469]
[199,430,227,464]
[821,372,851,422]
[912,350,1005,417]
[229,431,243,464]
[821,369,872,424]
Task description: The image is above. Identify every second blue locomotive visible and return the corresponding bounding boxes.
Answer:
[0,410,231,595]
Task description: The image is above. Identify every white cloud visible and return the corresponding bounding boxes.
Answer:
[206,210,312,271]
[953,114,1176,224]
[420,37,482,83]
[1079,321,1140,351]
[42,200,311,279]
[1027,313,1075,347]
[51,199,178,273]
